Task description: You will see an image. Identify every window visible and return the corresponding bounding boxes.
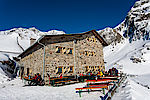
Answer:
[93,38,96,43]
[98,66,101,71]
[85,66,88,72]
[87,37,96,43]
[94,66,99,71]
[88,52,92,56]
[55,46,73,55]
[62,47,66,54]
[68,48,73,54]
[69,66,74,73]
[57,67,62,73]
[84,51,88,56]
[87,37,92,41]
[91,66,94,71]
[55,46,61,53]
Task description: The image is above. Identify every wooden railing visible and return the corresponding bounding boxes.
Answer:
[100,73,127,100]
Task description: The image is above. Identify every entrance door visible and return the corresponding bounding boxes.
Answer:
[27,68,29,76]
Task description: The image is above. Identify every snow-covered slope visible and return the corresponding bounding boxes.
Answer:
[112,78,150,100]
[101,0,150,99]
[0,27,65,59]
[103,0,150,75]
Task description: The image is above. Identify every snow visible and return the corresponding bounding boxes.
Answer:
[103,39,150,100]
[112,78,150,100]
[0,53,9,61]
[1,36,150,100]
[0,27,65,58]
[132,0,150,11]
[0,33,22,53]
[0,77,103,100]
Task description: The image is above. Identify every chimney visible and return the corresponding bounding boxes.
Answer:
[30,38,36,46]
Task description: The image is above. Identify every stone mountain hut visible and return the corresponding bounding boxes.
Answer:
[18,30,108,84]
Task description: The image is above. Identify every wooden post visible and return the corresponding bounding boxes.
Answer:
[102,88,105,95]
[79,90,82,97]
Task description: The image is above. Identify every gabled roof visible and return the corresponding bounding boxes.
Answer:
[18,30,108,58]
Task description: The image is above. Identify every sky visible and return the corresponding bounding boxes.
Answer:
[0,0,137,33]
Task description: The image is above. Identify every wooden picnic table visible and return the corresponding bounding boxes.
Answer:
[86,79,118,83]
[49,77,71,86]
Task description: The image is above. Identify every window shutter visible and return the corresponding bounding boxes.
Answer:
[66,48,70,54]
[62,47,66,54]
[63,67,67,73]
[55,46,59,52]
[55,67,58,73]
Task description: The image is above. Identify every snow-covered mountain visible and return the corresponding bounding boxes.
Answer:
[97,27,124,45]
[0,27,65,59]
[102,0,150,70]
[98,0,150,44]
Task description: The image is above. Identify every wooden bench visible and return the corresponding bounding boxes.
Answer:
[49,77,69,86]
[88,84,113,87]
[50,77,68,80]
[55,80,71,84]
[75,86,108,97]
[54,80,71,86]
[75,86,108,90]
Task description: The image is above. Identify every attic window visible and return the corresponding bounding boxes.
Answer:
[93,38,96,43]
[87,37,96,43]
[87,38,89,41]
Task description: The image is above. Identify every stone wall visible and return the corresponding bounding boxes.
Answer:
[19,32,105,84]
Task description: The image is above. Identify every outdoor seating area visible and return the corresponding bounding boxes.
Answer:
[74,67,124,99]
[49,76,76,86]
[75,76,119,97]
[23,73,45,86]
[23,67,120,87]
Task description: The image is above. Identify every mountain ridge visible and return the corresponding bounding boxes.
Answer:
[98,0,150,45]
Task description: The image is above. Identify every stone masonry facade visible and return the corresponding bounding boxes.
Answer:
[18,30,106,84]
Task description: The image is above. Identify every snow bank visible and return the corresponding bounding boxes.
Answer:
[112,78,150,100]
[0,53,9,61]
[0,82,103,100]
